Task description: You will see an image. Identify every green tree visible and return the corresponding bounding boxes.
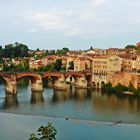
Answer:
[29,123,57,140]
[0,49,4,60]
[68,61,74,70]
[56,48,69,55]
[62,47,69,52]
[3,64,9,71]
[114,83,128,93]
[128,82,136,93]
[23,60,29,70]
[61,65,66,71]
[36,48,40,51]
[90,46,93,50]
[136,47,140,54]
[135,87,140,94]
[16,43,29,57]
[101,82,113,92]
[125,44,140,54]
[4,42,29,58]
[54,59,62,71]
[125,45,136,49]
[43,64,54,72]
[4,44,13,57]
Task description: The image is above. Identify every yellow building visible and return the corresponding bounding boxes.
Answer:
[73,57,92,72]
[74,57,85,71]
[118,54,136,72]
[107,55,121,72]
[92,55,121,88]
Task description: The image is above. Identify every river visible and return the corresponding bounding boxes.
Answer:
[1,83,140,140]
[0,84,140,124]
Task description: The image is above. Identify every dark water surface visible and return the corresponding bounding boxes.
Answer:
[0,84,140,124]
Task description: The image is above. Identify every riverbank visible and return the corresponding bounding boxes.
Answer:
[0,112,140,140]
[102,82,140,95]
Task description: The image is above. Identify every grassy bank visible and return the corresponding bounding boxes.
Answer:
[102,82,140,95]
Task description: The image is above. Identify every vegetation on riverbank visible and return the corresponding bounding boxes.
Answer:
[29,123,57,140]
[102,82,140,95]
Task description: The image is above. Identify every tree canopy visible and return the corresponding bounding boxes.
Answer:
[125,44,140,54]
[125,45,136,49]
[29,123,57,140]
[0,42,29,58]
[54,59,62,71]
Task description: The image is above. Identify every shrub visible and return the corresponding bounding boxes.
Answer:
[29,123,57,140]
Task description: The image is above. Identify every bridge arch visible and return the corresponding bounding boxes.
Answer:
[65,71,85,84]
[17,72,41,81]
[65,71,84,79]
[92,80,106,89]
[17,73,43,92]
[92,82,96,88]
[42,72,67,90]
[101,81,105,87]
[42,72,62,79]
[0,76,8,84]
[65,72,89,88]
[0,73,13,85]
[42,72,62,88]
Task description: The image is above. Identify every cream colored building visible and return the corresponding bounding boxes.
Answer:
[107,55,121,72]
[92,55,121,88]
[118,54,136,72]
[74,57,85,71]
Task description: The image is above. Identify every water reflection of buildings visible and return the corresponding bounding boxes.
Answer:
[30,92,44,104]
[91,91,140,112]
[52,85,92,103]
[52,85,140,113]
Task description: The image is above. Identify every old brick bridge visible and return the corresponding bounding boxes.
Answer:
[0,71,92,94]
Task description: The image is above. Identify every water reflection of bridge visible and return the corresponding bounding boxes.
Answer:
[2,85,140,114]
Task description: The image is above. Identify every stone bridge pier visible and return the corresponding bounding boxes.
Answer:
[74,76,87,88]
[4,74,17,94]
[86,75,93,88]
[54,74,67,90]
[31,77,43,92]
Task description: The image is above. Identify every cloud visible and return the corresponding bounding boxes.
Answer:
[24,9,85,36]
[12,21,20,25]
[65,28,83,36]
[26,11,69,31]
[92,0,106,7]
[21,0,140,38]
[27,28,38,33]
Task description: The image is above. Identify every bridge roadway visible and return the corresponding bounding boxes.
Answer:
[0,71,92,94]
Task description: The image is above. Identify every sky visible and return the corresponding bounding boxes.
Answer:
[0,0,140,50]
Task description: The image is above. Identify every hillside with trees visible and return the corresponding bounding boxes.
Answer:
[0,42,29,58]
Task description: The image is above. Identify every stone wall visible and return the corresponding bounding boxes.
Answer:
[107,72,139,89]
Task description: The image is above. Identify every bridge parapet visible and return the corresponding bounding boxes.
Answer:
[42,72,62,79]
